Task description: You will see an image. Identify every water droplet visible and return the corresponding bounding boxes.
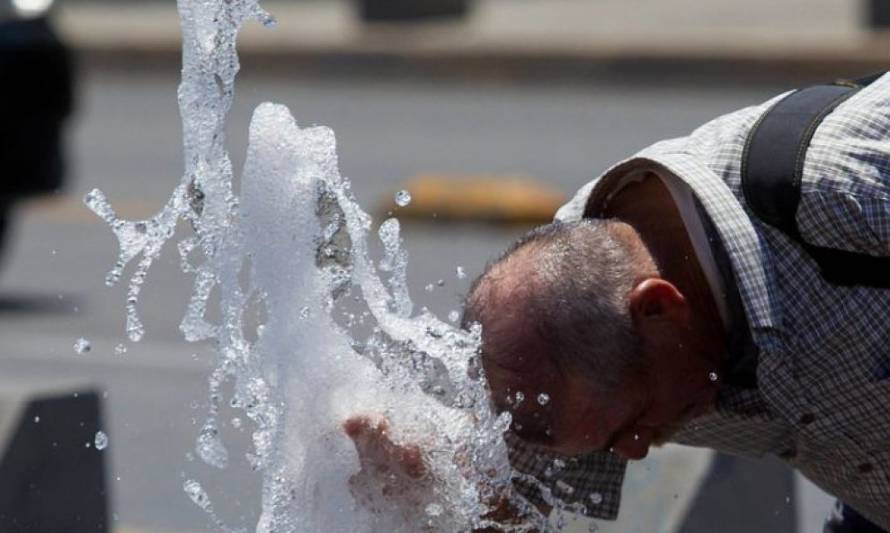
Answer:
[196,425,228,469]
[126,313,145,342]
[537,393,550,405]
[514,391,525,404]
[424,283,435,292]
[94,431,108,450]
[708,371,719,382]
[589,492,603,505]
[633,433,640,441]
[114,343,127,356]
[183,479,212,511]
[448,310,460,323]
[231,417,242,429]
[425,503,444,517]
[436,279,445,287]
[73,338,92,355]
[555,480,575,495]
[33,416,40,423]
[394,189,412,207]
[253,5,279,28]
[455,266,466,279]
[299,306,311,320]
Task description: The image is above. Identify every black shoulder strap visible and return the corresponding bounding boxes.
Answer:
[741,73,890,288]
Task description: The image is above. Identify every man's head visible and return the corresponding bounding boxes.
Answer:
[464,219,722,460]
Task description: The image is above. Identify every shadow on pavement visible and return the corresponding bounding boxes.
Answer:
[0,293,81,316]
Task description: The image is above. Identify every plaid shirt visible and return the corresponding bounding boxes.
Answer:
[509,73,890,528]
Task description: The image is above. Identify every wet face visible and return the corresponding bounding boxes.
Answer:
[484,347,647,459]
[483,333,719,461]
[472,256,722,461]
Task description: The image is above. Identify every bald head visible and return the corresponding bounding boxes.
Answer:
[464,219,655,391]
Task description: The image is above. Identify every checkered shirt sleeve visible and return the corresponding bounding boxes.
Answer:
[795,78,890,256]
[505,432,627,520]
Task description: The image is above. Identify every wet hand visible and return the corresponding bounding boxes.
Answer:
[343,415,435,517]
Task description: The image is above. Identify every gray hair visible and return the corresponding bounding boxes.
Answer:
[463,219,644,390]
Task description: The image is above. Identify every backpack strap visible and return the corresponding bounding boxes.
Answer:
[741,73,890,288]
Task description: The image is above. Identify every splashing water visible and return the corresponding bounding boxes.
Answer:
[85,0,561,531]
[73,337,91,354]
[94,430,109,451]
[394,189,412,207]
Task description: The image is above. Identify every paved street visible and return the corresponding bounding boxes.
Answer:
[0,70,817,531]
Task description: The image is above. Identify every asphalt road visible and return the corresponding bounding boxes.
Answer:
[0,70,796,531]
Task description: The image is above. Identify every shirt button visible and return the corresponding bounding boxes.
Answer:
[858,463,874,474]
[799,413,816,425]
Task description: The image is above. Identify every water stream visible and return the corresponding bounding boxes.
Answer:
[84,1,559,530]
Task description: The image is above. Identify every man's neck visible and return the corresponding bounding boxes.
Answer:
[602,173,726,342]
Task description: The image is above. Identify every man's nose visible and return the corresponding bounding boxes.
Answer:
[611,429,653,460]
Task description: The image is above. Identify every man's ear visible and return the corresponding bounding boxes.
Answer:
[628,278,689,326]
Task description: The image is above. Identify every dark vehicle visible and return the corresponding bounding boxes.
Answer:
[0,0,73,258]
[358,0,470,21]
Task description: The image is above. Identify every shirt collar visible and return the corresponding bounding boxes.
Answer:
[579,154,782,336]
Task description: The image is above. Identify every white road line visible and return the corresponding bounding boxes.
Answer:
[795,472,835,533]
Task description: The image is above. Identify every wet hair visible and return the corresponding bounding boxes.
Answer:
[463,219,643,391]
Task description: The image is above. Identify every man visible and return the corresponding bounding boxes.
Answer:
[465,71,890,531]
[348,72,890,531]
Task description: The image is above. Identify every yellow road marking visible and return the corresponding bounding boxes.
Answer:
[19,196,165,224]
[20,173,566,226]
[387,174,565,224]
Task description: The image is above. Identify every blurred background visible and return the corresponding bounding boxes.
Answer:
[0,0,887,531]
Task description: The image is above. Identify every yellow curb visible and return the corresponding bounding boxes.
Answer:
[20,196,163,223]
[386,174,565,224]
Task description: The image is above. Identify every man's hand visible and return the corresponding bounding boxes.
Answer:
[343,415,436,521]
[343,415,540,532]
[343,415,429,486]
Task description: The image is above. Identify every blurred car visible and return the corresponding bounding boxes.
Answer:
[0,0,73,260]
[357,0,470,21]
